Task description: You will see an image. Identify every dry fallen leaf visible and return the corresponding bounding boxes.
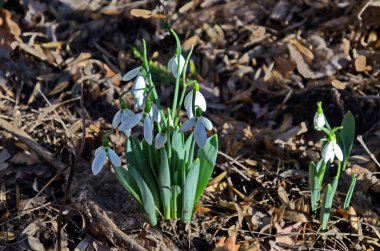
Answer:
[331,79,346,90]
[0,8,21,55]
[214,235,241,251]
[130,9,166,19]
[28,235,45,251]
[274,222,302,248]
[355,55,367,72]
[0,231,15,241]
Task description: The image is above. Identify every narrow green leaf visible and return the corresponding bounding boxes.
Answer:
[159,148,171,219]
[171,185,181,219]
[181,159,200,222]
[309,162,320,214]
[171,129,185,177]
[126,136,161,209]
[114,166,142,206]
[344,174,357,210]
[130,168,157,226]
[339,111,355,167]
[320,184,334,231]
[194,135,218,203]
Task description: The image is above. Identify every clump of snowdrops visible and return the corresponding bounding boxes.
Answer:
[310,102,356,231]
[91,29,218,226]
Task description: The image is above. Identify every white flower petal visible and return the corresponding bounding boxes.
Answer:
[134,96,145,110]
[122,66,141,81]
[195,91,207,111]
[194,119,207,148]
[92,148,107,175]
[179,117,196,132]
[322,141,334,164]
[184,91,193,110]
[118,112,143,131]
[132,76,146,99]
[201,117,213,130]
[314,113,325,130]
[152,104,161,123]
[112,110,122,129]
[123,128,131,137]
[167,57,174,73]
[155,133,167,149]
[144,116,153,145]
[94,146,103,156]
[108,148,121,167]
[333,142,344,161]
[169,55,185,77]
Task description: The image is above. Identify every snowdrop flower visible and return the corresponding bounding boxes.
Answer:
[184,82,207,118]
[118,98,160,145]
[92,146,121,175]
[180,108,213,148]
[168,54,185,77]
[314,101,326,130]
[112,108,134,136]
[155,132,167,149]
[132,75,147,110]
[322,134,343,164]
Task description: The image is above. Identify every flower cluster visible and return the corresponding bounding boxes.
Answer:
[313,102,343,164]
[91,43,213,175]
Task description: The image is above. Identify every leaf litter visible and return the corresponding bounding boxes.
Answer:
[0,0,380,250]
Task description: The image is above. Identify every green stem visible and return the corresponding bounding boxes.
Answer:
[142,39,167,128]
[175,46,194,124]
[170,29,182,121]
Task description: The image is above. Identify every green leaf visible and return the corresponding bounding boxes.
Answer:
[171,129,185,175]
[339,111,355,167]
[309,162,320,214]
[181,159,200,222]
[320,184,334,231]
[171,185,181,219]
[194,135,218,203]
[159,148,171,219]
[114,166,142,206]
[126,136,160,209]
[130,168,157,226]
[344,174,356,210]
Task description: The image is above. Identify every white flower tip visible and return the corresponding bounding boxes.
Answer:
[122,66,141,81]
[194,119,207,148]
[155,133,167,149]
[108,148,121,167]
[92,149,107,175]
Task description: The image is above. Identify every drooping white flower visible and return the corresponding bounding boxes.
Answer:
[314,101,326,130]
[314,113,325,130]
[184,90,207,118]
[132,75,147,110]
[168,54,185,77]
[322,139,343,164]
[155,132,167,149]
[117,101,160,145]
[112,108,134,136]
[92,146,121,175]
[118,112,143,132]
[180,114,213,148]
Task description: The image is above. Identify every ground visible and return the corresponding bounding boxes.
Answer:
[0,0,380,250]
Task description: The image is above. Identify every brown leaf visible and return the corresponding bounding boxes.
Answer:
[0,231,15,241]
[28,235,45,251]
[130,9,166,19]
[0,8,21,54]
[214,235,241,251]
[274,222,302,248]
[331,79,346,90]
[355,55,367,72]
